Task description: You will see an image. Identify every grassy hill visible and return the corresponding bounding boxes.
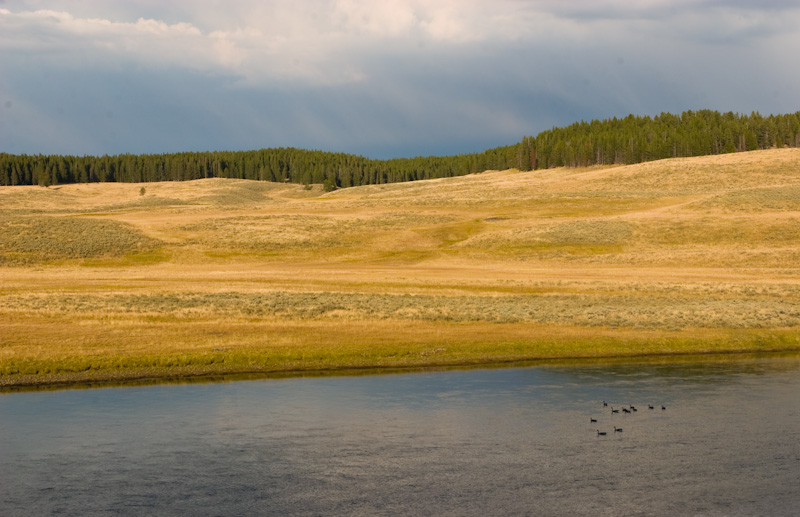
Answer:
[3,148,800,387]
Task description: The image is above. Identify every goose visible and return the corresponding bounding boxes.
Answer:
[662,405,666,410]
[611,407,619,414]
[630,405,637,412]
[597,430,607,436]
[614,426,623,432]
[648,404,654,410]
[590,418,597,423]
[622,408,631,414]
[603,401,608,407]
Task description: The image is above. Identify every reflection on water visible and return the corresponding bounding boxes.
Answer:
[7,350,800,394]
[1,355,799,515]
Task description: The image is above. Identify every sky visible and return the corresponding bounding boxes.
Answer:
[1,1,799,160]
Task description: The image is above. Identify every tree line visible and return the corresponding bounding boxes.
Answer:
[0,145,525,189]
[2,110,799,188]
[530,110,800,169]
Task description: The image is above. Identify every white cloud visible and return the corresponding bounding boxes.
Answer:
[333,0,418,37]
[0,9,211,70]
[0,2,557,85]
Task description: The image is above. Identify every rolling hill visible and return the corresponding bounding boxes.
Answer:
[2,148,800,387]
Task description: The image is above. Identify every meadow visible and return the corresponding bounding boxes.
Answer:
[3,148,800,387]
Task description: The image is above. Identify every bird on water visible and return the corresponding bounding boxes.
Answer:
[614,426,623,432]
[597,430,607,436]
[590,418,597,423]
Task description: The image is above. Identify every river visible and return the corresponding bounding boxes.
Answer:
[2,355,800,515]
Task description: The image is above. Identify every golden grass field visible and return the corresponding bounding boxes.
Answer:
[3,148,800,388]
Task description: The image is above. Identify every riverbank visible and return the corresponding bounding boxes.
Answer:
[3,318,800,389]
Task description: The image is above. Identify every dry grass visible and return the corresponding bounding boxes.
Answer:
[3,287,800,330]
[0,215,161,265]
[696,185,800,212]
[3,148,800,387]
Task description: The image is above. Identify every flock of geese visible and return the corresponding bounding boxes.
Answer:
[593,401,666,436]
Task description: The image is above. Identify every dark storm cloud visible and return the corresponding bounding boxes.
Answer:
[1,1,798,159]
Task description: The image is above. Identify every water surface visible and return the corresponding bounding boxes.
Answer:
[2,356,800,515]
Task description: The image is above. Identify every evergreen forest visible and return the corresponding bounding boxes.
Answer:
[2,110,799,189]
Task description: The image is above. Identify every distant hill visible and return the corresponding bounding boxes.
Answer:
[2,110,798,188]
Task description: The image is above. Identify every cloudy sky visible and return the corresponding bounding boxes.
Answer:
[1,1,799,159]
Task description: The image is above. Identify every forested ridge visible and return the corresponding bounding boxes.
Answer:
[3,110,799,188]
